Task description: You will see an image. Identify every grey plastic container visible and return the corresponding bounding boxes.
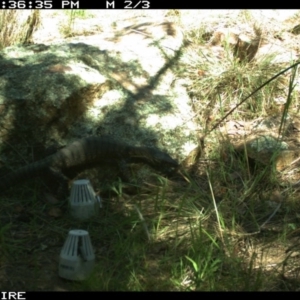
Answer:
[59,229,95,281]
[69,179,98,220]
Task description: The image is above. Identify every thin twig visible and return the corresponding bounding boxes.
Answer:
[208,61,300,134]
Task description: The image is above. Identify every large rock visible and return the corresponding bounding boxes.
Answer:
[0,21,200,177]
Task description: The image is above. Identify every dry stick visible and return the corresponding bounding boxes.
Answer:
[207,60,300,136]
[260,202,282,229]
[228,202,283,237]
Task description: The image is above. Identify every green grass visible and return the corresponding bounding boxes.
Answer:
[60,10,96,37]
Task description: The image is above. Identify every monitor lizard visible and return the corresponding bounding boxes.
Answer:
[0,136,179,194]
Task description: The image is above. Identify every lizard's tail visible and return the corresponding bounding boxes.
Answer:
[0,159,49,192]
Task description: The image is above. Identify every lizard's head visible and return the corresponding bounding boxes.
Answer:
[130,147,179,175]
